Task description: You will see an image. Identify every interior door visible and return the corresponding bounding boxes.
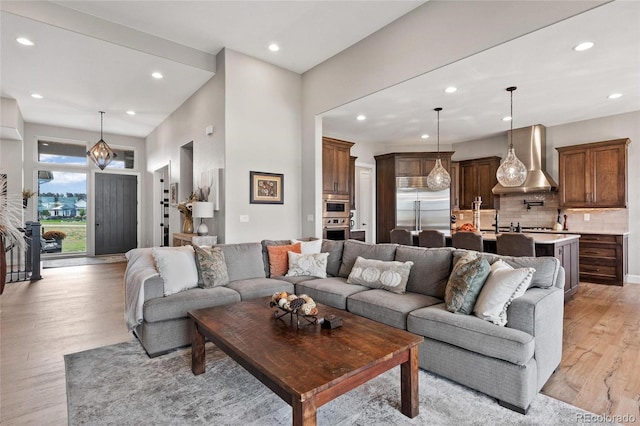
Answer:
[95,174,137,255]
[356,167,372,242]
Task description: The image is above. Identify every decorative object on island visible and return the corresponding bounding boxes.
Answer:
[426,107,451,191]
[87,111,117,170]
[177,193,197,233]
[472,195,482,231]
[496,87,527,187]
[270,292,320,328]
[192,201,214,236]
[22,188,35,208]
[250,171,283,204]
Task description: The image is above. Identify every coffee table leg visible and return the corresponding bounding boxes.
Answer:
[400,345,419,418]
[292,398,316,426]
[191,321,206,375]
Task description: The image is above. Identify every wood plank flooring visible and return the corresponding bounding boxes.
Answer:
[1,264,638,425]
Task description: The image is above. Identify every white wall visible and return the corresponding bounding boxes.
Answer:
[224,49,302,243]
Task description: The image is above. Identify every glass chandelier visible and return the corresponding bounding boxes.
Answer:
[87,111,117,170]
[426,107,451,191]
[496,86,527,187]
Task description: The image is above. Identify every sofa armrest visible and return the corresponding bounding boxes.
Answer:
[143,275,165,301]
[507,286,564,389]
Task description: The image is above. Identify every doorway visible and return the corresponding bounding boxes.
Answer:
[95,174,138,255]
[355,165,374,242]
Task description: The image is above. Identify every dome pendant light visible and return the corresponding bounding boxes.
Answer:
[87,111,117,170]
[496,86,527,187]
[426,107,451,191]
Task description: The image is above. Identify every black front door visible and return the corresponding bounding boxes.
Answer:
[95,174,137,255]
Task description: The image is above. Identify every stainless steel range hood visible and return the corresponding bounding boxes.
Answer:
[492,124,558,194]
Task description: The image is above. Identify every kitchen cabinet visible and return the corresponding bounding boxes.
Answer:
[556,138,629,208]
[579,233,628,286]
[349,156,357,210]
[350,230,365,242]
[450,161,459,210]
[374,152,454,243]
[458,156,500,210]
[322,137,354,198]
[536,237,580,300]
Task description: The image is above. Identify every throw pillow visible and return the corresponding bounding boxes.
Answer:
[444,252,491,314]
[151,246,199,296]
[474,260,535,326]
[266,243,302,276]
[286,252,329,278]
[194,246,230,288]
[346,256,414,294]
[290,238,322,254]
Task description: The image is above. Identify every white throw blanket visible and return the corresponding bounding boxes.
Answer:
[124,248,160,331]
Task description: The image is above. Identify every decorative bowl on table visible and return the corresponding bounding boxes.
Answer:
[270,292,319,328]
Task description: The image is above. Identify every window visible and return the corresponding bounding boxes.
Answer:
[38,140,135,169]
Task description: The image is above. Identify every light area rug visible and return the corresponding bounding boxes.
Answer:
[65,340,615,426]
[43,254,126,268]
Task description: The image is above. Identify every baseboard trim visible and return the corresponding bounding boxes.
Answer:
[625,274,640,284]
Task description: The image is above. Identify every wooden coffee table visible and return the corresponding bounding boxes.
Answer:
[189,297,423,426]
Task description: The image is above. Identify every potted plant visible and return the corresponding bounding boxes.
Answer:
[42,230,67,246]
[1,175,26,294]
[22,188,35,208]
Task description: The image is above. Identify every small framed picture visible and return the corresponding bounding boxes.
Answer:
[170,183,178,206]
[250,171,283,204]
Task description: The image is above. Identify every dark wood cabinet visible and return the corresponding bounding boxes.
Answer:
[349,156,357,209]
[322,137,354,198]
[350,230,365,242]
[450,161,459,210]
[579,233,628,286]
[536,237,580,300]
[556,139,629,208]
[374,152,453,243]
[458,156,500,210]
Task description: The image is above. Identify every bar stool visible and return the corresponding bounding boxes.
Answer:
[418,229,446,248]
[496,233,536,257]
[390,228,412,246]
[451,231,483,251]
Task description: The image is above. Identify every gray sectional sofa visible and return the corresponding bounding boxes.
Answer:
[124,238,564,414]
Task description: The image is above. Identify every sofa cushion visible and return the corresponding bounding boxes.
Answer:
[227,277,294,301]
[295,277,368,310]
[346,256,413,294]
[151,246,199,296]
[143,287,241,323]
[347,289,442,330]
[338,240,398,278]
[266,243,301,276]
[261,239,292,277]
[194,246,230,288]
[394,246,453,298]
[218,242,266,281]
[407,303,535,365]
[272,275,319,285]
[445,253,491,314]
[286,252,328,278]
[474,260,534,326]
[321,239,344,277]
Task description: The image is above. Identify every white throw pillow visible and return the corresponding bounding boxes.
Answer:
[347,256,413,294]
[290,238,323,254]
[474,260,534,326]
[152,246,199,296]
[286,252,329,278]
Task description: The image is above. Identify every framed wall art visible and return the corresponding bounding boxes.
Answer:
[170,183,178,206]
[250,171,283,204]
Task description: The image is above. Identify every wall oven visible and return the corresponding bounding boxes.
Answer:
[323,217,350,240]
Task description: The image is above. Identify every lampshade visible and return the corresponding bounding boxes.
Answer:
[426,107,451,191]
[496,87,527,187]
[87,111,117,170]
[192,202,214,218]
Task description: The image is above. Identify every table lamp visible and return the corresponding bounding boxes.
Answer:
[192,201,214,236]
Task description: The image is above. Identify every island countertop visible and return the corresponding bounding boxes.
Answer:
[478,232,581,244]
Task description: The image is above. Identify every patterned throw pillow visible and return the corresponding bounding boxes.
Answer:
[444,252,491,314]
[346,256,414,294]
[474,260,534,326]
[194,246,230,288]
[266,243,302,276]
[286,252,329,278]
[151,246,199,296]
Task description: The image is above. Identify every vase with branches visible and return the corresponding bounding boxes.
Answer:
[1,175,26,294]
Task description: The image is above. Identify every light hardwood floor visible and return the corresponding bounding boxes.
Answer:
[1,264,639,425]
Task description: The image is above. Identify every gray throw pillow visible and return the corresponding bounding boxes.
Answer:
[445,252,491,314]
[194,246,230,288]
[321,239,344,277]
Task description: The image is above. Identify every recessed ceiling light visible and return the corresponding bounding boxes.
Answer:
[356,115,366,121]
[421,134,430,139]
[31,93,43,99]
[574,41,594,52]
[268,43,280,52]
[151,72,163,79]
[444,86,457,93]
[126,110,136,115]
[16,37,34,46]
[502,116,512,122]
[607,93,622,99]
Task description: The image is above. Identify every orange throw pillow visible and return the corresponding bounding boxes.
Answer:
[267,243,302,276]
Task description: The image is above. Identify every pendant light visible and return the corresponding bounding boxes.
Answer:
[426,107,451,191]
[496,86,527,187]
[87,111,117,170]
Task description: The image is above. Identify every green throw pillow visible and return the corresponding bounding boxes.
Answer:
[445,253,491,314]
[194,246,230,288]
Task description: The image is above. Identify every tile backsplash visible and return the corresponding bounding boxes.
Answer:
[453,192,628,233]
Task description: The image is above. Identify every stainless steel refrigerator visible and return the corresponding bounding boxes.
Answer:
[396,177,450,233]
